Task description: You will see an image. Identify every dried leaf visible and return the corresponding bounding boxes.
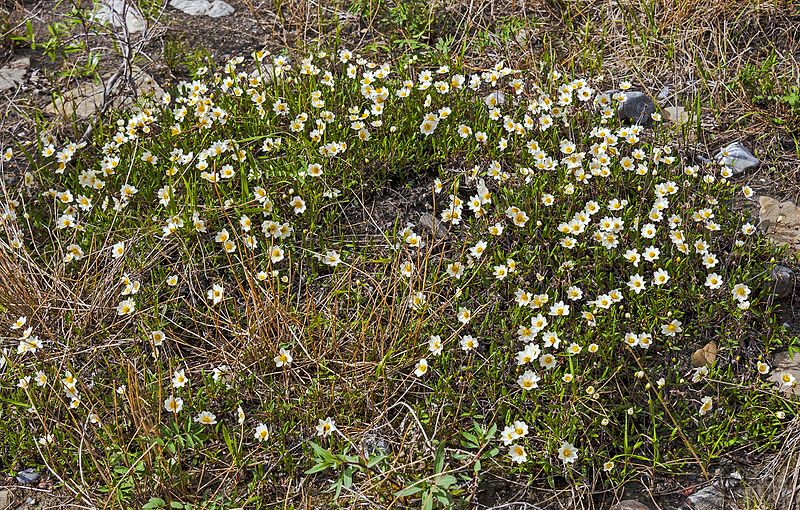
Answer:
[691,341,717,367]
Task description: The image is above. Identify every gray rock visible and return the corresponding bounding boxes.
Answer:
[170,0,234,17]
[0,57,30,93]
[484,504,543,510]
[768,264,796,298]
[687,484,737,510]
[610,500,651,510]
[15,468,41,484]
[758,196,800,251]
[206,0,235,17]
[618,91,655,127]
[170,0,212,15]
[418,212,449,240]
[93,0,146,34]
[715,142,759,175]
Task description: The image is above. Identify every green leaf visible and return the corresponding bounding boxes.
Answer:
[367,454,387,468]
[434,444,446,473]
[308,441,337,463]
[304,462,332,475]
[436,474,457,488]
[342,466,353,488]
[142,498,165,510]
[461,431,478,446]
[422,492,434,510]
[394,484,424,497]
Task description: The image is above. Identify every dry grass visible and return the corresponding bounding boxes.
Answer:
[1,1,799,509]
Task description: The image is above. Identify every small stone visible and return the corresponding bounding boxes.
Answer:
[618,91,656,127]
[664,106,689,126]
[0,57,30,93]
[15,468,41,484]
[715,142,759,176]
[418,212,449,240]
[0,490,12,510]
[610,500,651,510]
[768,264,796,298]
[170,0,234,16]
[170,0,212,15]
[93,0,146,34]
[691,341,717,368]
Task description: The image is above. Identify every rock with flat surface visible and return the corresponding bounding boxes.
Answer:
[45,66,163,119]
[758,196,800,251]
[0,57,30,93]
[664,105,689,126]
[715,142,759,175]
[418,212,449,240]
[93,0,146,34]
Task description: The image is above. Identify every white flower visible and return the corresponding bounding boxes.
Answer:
[699,396,713,415]
[152,330,166,346]
[207,284,224,304]
[110,241,125,259]
[316,417,337,437]
[705,273,723,290]
[116,298,136,316]
[414,358,429,377]
[661,319,682,337]
[195,411,217,425]
[171,369,189,388]
[274,347,293,367]
[517,370,540,390]
[428,335,443,356]
[254,423,270,442]
[290,196,306,214]
[509,444,527,464]
[164,395,183,414]
[557,441,578,463]
[779,372,796,388]
[652,268,670,286]
[732,283,751,302]
[460,335,478,351]
[322,250,342,267]
[409,291,426,311]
